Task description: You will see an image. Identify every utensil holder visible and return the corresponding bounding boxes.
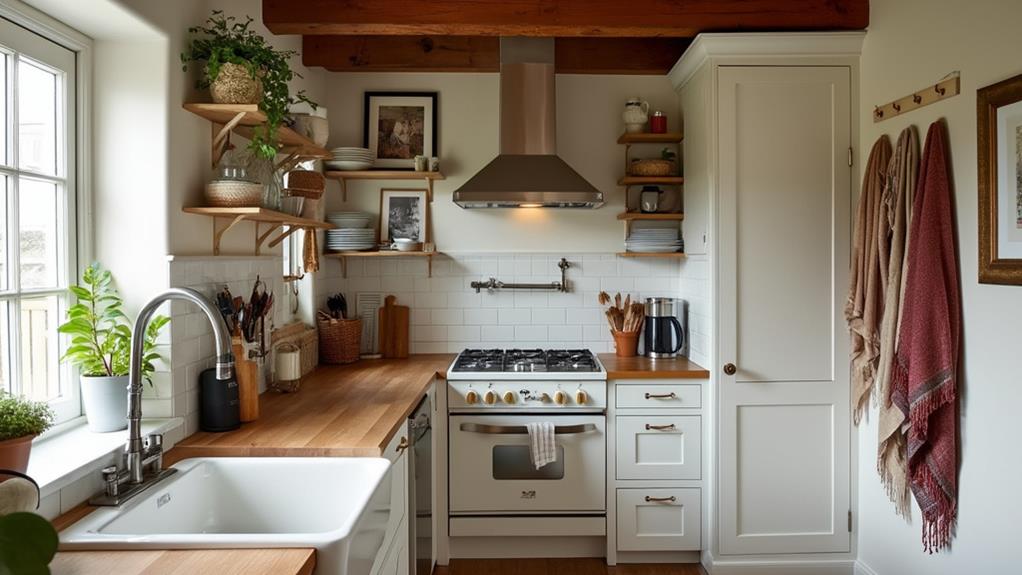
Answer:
[232,338,260,422]
[612,330,640,358]
[318,317,362,364]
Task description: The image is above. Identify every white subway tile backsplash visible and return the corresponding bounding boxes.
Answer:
[414,292,447,308]
[549,325,583,341]
[447,325,481,342]
[432,308,464,325]
[481,325,515,341]
[515,325,548,341]
[464,308,498,325]
[498,308,532,325]
[531,308,566,325]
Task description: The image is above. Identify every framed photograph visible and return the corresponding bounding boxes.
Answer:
[978,73,1022,284]
[363,91,437,169]
[379,189,429,243]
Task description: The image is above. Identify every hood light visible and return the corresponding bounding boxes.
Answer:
[519,203,543,208]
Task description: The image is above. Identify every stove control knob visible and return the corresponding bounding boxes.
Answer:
[540,393,551,403]
[575,390,589,405]
[465,390,479,405]
[502,391,516,404]
[484,390,498,405]
[554,391,568,405]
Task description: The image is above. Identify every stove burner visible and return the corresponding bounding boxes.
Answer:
[546,349,599,372]
[451,349,600,373]
[452,349,506,372]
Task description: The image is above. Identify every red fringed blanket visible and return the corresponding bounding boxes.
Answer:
[891,120,959,553]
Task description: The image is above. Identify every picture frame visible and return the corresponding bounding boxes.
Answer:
[363,91,438,169]
[978,73,1022,284]
[379,188,430,244]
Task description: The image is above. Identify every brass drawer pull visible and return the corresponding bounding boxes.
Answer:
[644,423,676,431]
[645,496,677,503]
[644,392,677,400]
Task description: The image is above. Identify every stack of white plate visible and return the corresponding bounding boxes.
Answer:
[326,211,371,229]
[326,228,376,252]
[625,227,684,253]
[325,147,374,171]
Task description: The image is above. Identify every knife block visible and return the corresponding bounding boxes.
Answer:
[232,338,260,422]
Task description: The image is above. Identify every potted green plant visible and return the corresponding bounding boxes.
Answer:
[58,264,169,433]
[0,392,53,473]
[180,10,317,159]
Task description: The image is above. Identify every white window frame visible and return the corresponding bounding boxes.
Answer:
[0,0,91,426]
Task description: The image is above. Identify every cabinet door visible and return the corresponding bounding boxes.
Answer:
[617,488,701,551]
[718,66,852,554]
[616,415,701,480]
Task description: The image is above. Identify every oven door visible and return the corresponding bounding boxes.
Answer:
[449,414,606,514]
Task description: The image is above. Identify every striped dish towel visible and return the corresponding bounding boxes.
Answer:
[527,422,557,469]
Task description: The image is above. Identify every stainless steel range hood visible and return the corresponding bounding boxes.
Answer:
[453,38,604,208]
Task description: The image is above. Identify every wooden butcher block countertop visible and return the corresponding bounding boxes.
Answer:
[598,353,710,379]
[52,355,454,575]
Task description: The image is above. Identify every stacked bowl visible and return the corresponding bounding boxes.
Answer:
[326,212,376,252]
[625,227,684,253]
[325,147,374,171]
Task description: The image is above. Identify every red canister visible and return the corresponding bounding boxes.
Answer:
[650,111,667,134]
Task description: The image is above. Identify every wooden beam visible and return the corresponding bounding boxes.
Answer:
[265,0,868,37]
[555,38,689,74]
[303,35,499,72]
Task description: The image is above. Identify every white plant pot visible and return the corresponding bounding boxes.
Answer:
[81,375,129,432]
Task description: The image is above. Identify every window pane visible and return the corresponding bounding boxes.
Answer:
[0,53,7,166]
[0,302,9,393]
[19,295,60,401]
[17,58,57,175]
[0,174,7,291]
[19,178,59,289]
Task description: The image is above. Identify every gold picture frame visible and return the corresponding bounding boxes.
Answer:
[978,73,1022,284]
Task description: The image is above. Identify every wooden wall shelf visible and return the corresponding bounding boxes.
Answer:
[617,212,685,221]
[183,207,333,256]
[616,252,687,259]
[184,103,330,168]
[617,132,684,144]
[323,250,438,278]
[324,170,445,202]
[618,176,685,186]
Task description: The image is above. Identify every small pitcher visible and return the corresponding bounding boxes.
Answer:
[623,97,650,133]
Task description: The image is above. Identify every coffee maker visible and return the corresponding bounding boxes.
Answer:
[643,297,686,358]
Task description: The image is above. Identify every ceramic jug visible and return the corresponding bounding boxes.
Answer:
[622,98,650,133]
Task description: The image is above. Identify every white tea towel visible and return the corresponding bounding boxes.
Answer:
[527,422,557,469]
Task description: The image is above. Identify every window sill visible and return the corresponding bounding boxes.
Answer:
[28,417,184,498]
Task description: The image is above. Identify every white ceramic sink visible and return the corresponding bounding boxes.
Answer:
[60,457,392,575]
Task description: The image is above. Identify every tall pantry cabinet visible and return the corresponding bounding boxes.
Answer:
[670,33,863,573]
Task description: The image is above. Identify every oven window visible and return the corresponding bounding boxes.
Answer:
[492,446,565,480]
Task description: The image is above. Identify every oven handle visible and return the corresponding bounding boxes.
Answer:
[458,423,597,435]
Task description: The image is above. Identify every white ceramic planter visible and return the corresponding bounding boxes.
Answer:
[81,375,128,432]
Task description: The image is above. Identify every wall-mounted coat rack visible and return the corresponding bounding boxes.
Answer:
[873,73,960,123]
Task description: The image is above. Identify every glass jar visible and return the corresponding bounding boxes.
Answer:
[248,155,283,210]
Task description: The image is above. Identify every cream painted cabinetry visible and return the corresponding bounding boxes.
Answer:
[370,422,410,575]
[606,377,707,565]
[670,33,862,570]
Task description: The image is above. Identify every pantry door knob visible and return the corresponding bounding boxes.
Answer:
[723,363,737,376]
[484,390,498,405]
[465,390,479,405]
[554,391,568,405]
[575,390,589,405]
[502,391,516,404]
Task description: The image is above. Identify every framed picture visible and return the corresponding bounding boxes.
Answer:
[363,91,437,169]
[978,73,1022,284]
[379,189,429,243]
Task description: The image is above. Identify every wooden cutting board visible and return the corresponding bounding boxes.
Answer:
[378,295,409,359]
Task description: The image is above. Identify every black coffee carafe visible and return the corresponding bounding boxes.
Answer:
[643,297,685,358]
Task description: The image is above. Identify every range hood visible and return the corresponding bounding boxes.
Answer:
[453,38,604,208]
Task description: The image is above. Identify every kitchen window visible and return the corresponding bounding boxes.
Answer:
[0,16,80,424]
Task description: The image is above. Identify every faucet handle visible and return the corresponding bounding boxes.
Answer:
[101,465,119,480]
[146,433,164,451]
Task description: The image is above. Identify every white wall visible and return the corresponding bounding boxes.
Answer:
[856,1,1022,573]
[322,72,680,252]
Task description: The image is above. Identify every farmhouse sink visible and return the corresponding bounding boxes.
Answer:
[60,457,393,575]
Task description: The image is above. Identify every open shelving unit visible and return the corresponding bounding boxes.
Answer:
[324,170,445,202]
[323,250,438,278]
[183,207,333,256]
[617,131,686,259]
[184,103,330,168]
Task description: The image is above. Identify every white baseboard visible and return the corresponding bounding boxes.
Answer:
[854,560,879,575]
[708,558,856,575]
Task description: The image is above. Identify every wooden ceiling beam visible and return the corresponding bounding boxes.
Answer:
[265,0,868,37]
[303,36,690,74]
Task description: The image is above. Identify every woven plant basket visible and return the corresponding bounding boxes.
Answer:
[629,159,676,177]
[286,170,325,193]
[205,181,264,207]
[318,316,361,364]
[210,62,263,105]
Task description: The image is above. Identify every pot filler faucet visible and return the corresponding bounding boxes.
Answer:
[90,288,234,506]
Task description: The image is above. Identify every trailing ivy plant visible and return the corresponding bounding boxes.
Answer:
[0,392,53,441]
[180,10,317,158]
[57,264,169,385]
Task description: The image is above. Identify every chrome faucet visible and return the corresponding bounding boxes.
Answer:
[91,288,234,506]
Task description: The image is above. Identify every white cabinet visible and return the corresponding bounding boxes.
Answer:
[616,488,701,551]
[370,428,409,575]
[671,33,862,562]
[615,383,701,409]
[615,415,701,480]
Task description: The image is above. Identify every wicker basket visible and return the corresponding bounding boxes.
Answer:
[210,62,262,105]
[318,316,362,364]
[629,159,677,177]
[205,180,264,207]
[286,170,325,193]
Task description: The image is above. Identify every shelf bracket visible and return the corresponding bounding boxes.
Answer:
[267,225,303,249]
[425,178,434,203]
[339,178,347,203]
[212,215,248,256]
[255,223,282,255]
[210,112,247,169]
[339,256,347,279]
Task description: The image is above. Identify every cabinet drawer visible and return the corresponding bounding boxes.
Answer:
[616,415,701,480]
[617,488,701,551]
[616,384,701,409]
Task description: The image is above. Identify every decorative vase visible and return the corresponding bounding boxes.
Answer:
[622,97,650,134]
[248,155,283,210]
[81,375,129,432]
[0,435,36,474]
[210,62,263,105]
[611,330,640,358]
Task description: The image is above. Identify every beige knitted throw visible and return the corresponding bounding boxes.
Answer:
[847,136,891,425]
[876,127,919,519]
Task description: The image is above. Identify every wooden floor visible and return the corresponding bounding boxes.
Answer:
[435,559,706,575]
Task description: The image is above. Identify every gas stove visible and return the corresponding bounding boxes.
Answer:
[447,348,606,412]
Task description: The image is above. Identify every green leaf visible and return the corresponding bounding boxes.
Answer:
[0,512,58,574]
